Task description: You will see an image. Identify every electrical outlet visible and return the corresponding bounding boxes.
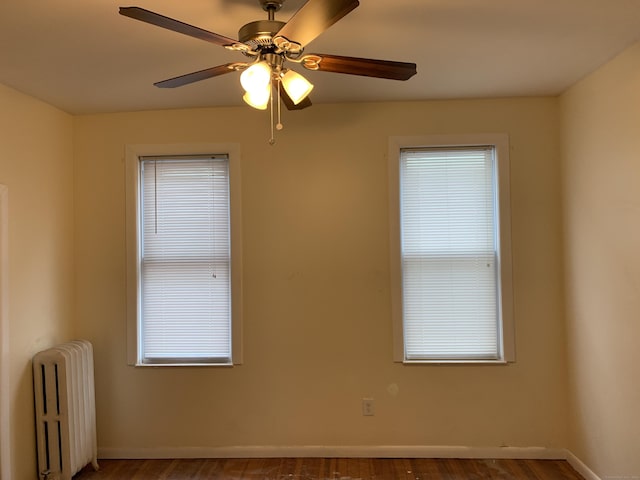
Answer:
[362,398,374,416]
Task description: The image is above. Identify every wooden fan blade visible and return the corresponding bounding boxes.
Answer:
[154,63,238,88]
[119,7,238,47]
[275,0,359,48]
[303,54,417,80]
[280,87,312,110]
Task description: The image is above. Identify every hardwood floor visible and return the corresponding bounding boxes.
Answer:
[73,457,585,479]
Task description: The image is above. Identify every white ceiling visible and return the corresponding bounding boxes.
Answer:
[1,0,640,115]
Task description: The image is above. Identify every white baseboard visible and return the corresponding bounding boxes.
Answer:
[98,445,566,460]
[565,450,602,480]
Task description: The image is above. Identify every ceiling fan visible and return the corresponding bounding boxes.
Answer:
[119,0,416,140]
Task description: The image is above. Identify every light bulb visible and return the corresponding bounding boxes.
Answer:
[281,70,314,105]
[240,61,272,92]
[242,85,270,110]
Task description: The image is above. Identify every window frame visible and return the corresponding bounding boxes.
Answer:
[125,143,243,367]
[388,134,515,364]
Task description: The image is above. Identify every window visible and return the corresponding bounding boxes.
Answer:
[126,144,242,366]
[388,135,514,363]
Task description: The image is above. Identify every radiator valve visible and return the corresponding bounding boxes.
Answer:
[41,471,60,480]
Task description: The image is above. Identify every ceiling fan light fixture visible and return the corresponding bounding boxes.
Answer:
[281,70,314,105]
[240,61,272,92]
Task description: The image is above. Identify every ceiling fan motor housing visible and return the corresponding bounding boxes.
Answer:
[238,20,286,50]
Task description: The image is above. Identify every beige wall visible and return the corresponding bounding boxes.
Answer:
[560,42,640,476]
[74,97,568,454]
[0,84,75,479]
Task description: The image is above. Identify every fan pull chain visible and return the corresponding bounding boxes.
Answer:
[269,80,275,145]
[276,82,283,132]
[268,79,284,145]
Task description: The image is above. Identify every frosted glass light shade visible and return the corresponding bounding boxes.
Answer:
[281,70,314,104]
[240,62,272,92]
[242,85,270,110]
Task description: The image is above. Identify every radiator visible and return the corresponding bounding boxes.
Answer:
[33,340,99,480]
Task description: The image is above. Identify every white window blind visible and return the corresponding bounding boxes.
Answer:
[139,155,232,365]
[399,146,502,361]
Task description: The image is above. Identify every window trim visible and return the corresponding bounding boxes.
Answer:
[125,143,243,366]
[0,185,9,479]
[388,134,514,364]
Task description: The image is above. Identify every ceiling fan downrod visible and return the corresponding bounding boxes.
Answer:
[259,0,285,24]
[260,0,285,18]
